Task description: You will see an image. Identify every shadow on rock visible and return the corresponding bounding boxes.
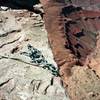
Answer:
[0,0,40,11]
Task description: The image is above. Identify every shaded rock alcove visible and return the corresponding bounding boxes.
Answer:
[61,5,98,65]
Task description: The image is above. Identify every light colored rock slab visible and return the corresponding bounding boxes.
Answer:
[0,9,69,100]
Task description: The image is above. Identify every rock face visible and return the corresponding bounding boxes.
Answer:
[61,6,100,65]
[67,66,100,100]
[42,0,100,83]
[86,30,100,77]
[70,0,100,11]
[1,0,100,100]
[0,5,69,100]
[42,0,77,85]
[40,0,100,100]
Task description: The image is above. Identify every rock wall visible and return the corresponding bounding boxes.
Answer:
[41,0,100,100]
[42,0,77,85]
[0,3,69,100]
[1,0,100,100]
[68,66,100,100]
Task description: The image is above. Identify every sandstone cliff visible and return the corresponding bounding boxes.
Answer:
[1,0,100,100]
[40,0,100,100]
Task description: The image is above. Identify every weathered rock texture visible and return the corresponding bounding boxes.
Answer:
[42,0,77,85]
[40,0,100,100]
[0,5,69,100]
[67,66,100,100]
[70,0,100,11]
[1,0,100,100]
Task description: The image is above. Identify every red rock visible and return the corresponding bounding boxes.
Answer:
[40,0,100,99]
[41,0,100,80]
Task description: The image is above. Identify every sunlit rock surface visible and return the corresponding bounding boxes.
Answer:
[68,66,100,100]
[0,8,69,100]
[1,0,100,100]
